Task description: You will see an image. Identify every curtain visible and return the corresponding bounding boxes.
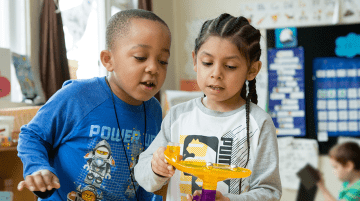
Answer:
[138,0,152,11]
[39,0,70,101]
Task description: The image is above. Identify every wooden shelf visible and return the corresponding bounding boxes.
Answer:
[0,146,17,152]
[0,146,37,201]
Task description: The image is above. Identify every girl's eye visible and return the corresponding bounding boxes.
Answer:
[202,62,212,66]
[134,56,146,61]
[226,65,236,69]
[159,60,168,65]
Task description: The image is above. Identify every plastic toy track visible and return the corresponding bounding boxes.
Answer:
[164,145,252,191]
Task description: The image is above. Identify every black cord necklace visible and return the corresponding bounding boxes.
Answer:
[105,77,146,201]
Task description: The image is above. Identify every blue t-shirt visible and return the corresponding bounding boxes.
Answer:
[17,77,163,200]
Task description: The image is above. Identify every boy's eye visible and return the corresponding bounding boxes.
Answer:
[159,60,168,65]
[134,56,146,61]
[202,62,212,66]
[225,65,236,69]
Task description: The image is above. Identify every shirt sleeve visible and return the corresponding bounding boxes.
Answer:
[134,112,171,192]
[224,116,282,201]
[17,80,78,179]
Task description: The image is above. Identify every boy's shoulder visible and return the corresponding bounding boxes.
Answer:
[47,77,108,105]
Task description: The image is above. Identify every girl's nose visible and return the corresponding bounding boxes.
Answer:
[211,65,222,79]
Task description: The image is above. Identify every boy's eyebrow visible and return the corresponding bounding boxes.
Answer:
[131,44,170,54]
[200,51,239,60]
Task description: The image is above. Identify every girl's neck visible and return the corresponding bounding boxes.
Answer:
[202,97,246,112]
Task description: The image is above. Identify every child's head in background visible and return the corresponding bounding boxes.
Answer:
[100,9,171,105]
[192,13,262,112]
[329,142,360,182]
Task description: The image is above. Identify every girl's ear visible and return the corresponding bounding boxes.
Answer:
[192,51,197,72]
[100,50,114,72]
[247,61,262,81]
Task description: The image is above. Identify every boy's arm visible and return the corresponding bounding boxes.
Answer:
[224,117,282,201]
[17,81,76,195]
[135,113,171,192]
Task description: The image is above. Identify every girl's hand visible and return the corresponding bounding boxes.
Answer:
[17,169,60,192]
[186,190,230,201]
[151,146,176,177]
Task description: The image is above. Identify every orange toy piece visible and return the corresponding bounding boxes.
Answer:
[164,143,252,191]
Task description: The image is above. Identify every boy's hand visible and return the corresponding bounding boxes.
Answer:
[151,146,176,177]
[186,190,230,201]
[17,169,60,192]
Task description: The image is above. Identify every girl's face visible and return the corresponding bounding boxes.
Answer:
[193,36,260,111]
[330,158,352,182]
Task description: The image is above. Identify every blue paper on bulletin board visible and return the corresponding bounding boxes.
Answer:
[313,57,360,137]
[268,47,306,136]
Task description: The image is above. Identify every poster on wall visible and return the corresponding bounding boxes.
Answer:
[240,0,360,29]
[313,57,360,140]
[268,47,306,136]
[0,48,11,102]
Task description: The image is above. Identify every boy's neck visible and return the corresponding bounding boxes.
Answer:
[348,171,360,186]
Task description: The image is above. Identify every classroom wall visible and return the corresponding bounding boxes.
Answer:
[153,0,342,200]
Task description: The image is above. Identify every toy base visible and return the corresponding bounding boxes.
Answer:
[193,189,216,201]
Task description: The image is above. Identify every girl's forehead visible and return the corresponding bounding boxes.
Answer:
[199,36,245,59]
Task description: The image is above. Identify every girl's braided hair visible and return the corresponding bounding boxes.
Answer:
[194,13,261,193]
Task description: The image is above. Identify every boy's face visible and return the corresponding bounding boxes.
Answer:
[103,19,171,105]
[330,158,352,182]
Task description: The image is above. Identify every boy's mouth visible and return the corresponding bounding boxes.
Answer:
[141,81,156,88]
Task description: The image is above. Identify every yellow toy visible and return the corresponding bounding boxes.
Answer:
[164,142,252,200]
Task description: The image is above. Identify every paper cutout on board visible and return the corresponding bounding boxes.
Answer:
[275,27,297,48]
[0,75,11,99]
[335,32,360,58]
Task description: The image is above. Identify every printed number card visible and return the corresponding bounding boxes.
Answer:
[313,57,360,139]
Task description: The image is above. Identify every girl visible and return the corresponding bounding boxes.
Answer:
[135,13,282,201]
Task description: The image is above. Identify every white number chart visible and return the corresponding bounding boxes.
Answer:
[268,47,306,136]
[313,57,360,140]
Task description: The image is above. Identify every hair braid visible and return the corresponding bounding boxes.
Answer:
[248,78,258,104]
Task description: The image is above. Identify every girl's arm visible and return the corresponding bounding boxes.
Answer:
[224,116,282,201]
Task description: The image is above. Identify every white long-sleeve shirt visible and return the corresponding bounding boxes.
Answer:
[135,97,282,201]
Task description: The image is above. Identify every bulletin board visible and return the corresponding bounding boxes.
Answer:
[266,23,360,154]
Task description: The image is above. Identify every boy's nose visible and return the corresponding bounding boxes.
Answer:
[145,60,159,74]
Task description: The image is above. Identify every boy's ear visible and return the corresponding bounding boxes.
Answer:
[192,51,197,72]
[100,50,114,72]
[345,161,355,171]
[247,61,262,81]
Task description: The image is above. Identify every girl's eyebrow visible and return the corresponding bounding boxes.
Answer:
[200,51,240,60]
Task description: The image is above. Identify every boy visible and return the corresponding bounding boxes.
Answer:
[17,9,171,200]
[317,142,360,201]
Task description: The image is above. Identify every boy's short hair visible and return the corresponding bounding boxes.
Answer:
[106,9,169,51]
[329,142,360,170]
